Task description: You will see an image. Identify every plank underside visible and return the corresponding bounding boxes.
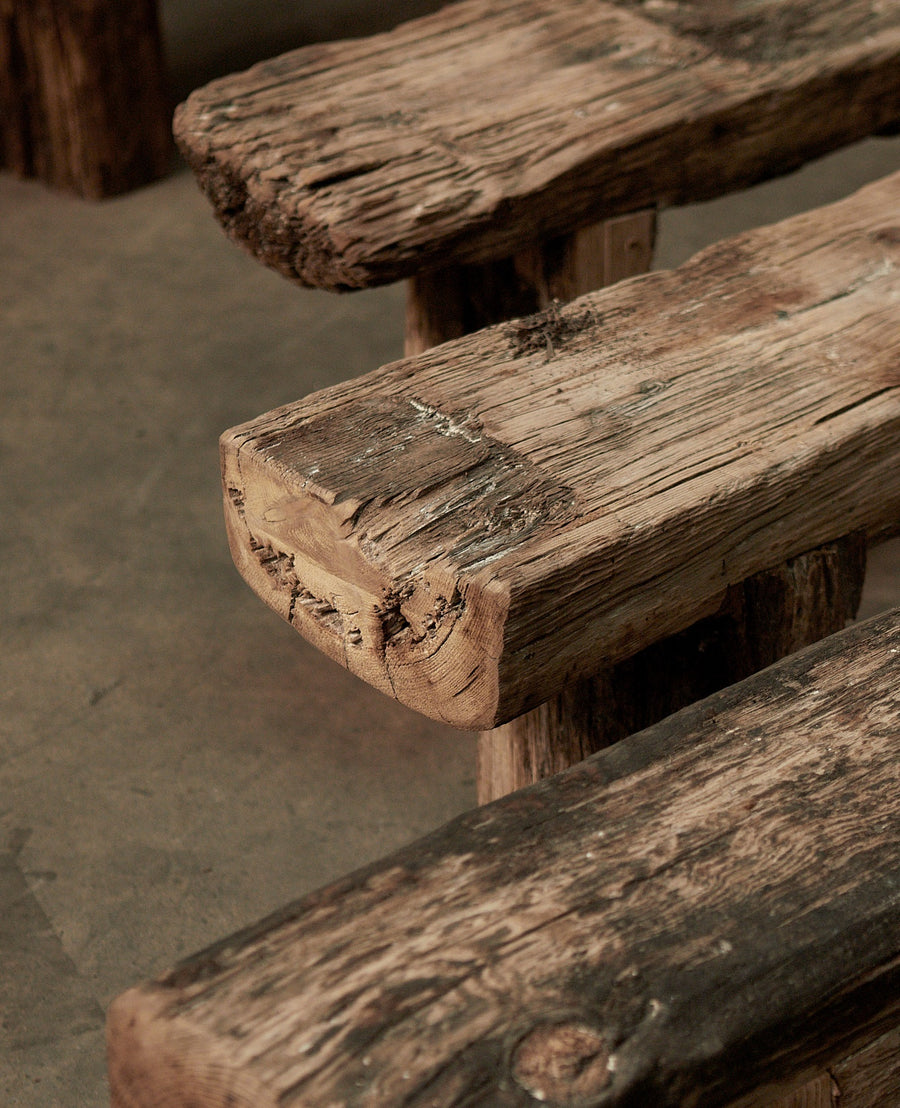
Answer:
[221,172,900,729]
[174,0,900,289]
[106,608,900,1108]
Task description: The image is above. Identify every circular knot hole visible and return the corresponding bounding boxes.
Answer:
[511,1022,610,1105]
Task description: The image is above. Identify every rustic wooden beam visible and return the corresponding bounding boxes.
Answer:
[404,212,866,805]
[106,606,900,1108]
[0,0,172,198]
[219,171,900,731]
[173,0,900,291]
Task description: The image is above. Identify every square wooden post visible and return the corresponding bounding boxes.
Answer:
[0,0,172,197]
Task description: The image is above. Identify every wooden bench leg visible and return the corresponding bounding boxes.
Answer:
[405,211,656,356]
[0,0,172,197]
[477,533,867,802]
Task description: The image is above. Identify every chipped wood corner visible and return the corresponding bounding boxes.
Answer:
[219,411,512,731]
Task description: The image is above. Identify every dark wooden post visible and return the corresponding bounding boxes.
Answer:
[0,0,172,197]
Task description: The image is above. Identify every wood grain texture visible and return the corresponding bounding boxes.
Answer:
[766,1075,835,1108]
[220,172,900,729]
[745,1025,900,1108]
[173,0,900,290]
[831,1026,900,1106]
[0,0,172,197]
[476,533,867,802]
[106,607,900,1108]
[468,213,862,802]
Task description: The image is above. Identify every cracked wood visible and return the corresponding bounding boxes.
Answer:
[107,607,900,1108]
[220,172,900,729]
[174,0,900,290]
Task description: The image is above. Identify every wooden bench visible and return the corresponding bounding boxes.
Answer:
[105,5,900,1103]
[218,169,899,784]
[0,0,172,197]
[108,171,900,1106]
[174,0,900,302]
[174,0,900,801]
[107,604,900,1107]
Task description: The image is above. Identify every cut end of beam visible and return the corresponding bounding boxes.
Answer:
[107,985,276,1108]
[220,394,531,730]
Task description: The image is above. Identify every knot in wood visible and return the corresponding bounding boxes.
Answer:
[508,300,595,361]
[511,1021,611,1105]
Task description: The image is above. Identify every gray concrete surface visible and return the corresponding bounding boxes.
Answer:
[2,7,900,1105]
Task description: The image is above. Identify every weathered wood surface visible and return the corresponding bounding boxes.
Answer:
[0,0,172,197]
[476,534,867,802]
[107,607,900,1108]
[767,1075,834,1108]
[457,210,863,802]
[220,172,900,729]
[174,0,900,290]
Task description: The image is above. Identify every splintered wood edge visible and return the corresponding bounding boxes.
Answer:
[106,609,900,1108]
[220,406,511,731]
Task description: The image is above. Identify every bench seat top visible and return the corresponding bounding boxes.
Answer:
[220,171,900,729]
[175,0,900,291]
[107,606,900,1108]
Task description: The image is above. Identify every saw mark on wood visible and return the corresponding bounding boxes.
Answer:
[813,386,898,426]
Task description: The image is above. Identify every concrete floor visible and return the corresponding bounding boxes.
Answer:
[3,8,900,1106]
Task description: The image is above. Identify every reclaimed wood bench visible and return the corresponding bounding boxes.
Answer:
[107,10,900,1102]
[175,0,900,799]
[107,604,900,1107]
[218,170,900,789]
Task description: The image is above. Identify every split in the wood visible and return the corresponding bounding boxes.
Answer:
[107,606,900,1108]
